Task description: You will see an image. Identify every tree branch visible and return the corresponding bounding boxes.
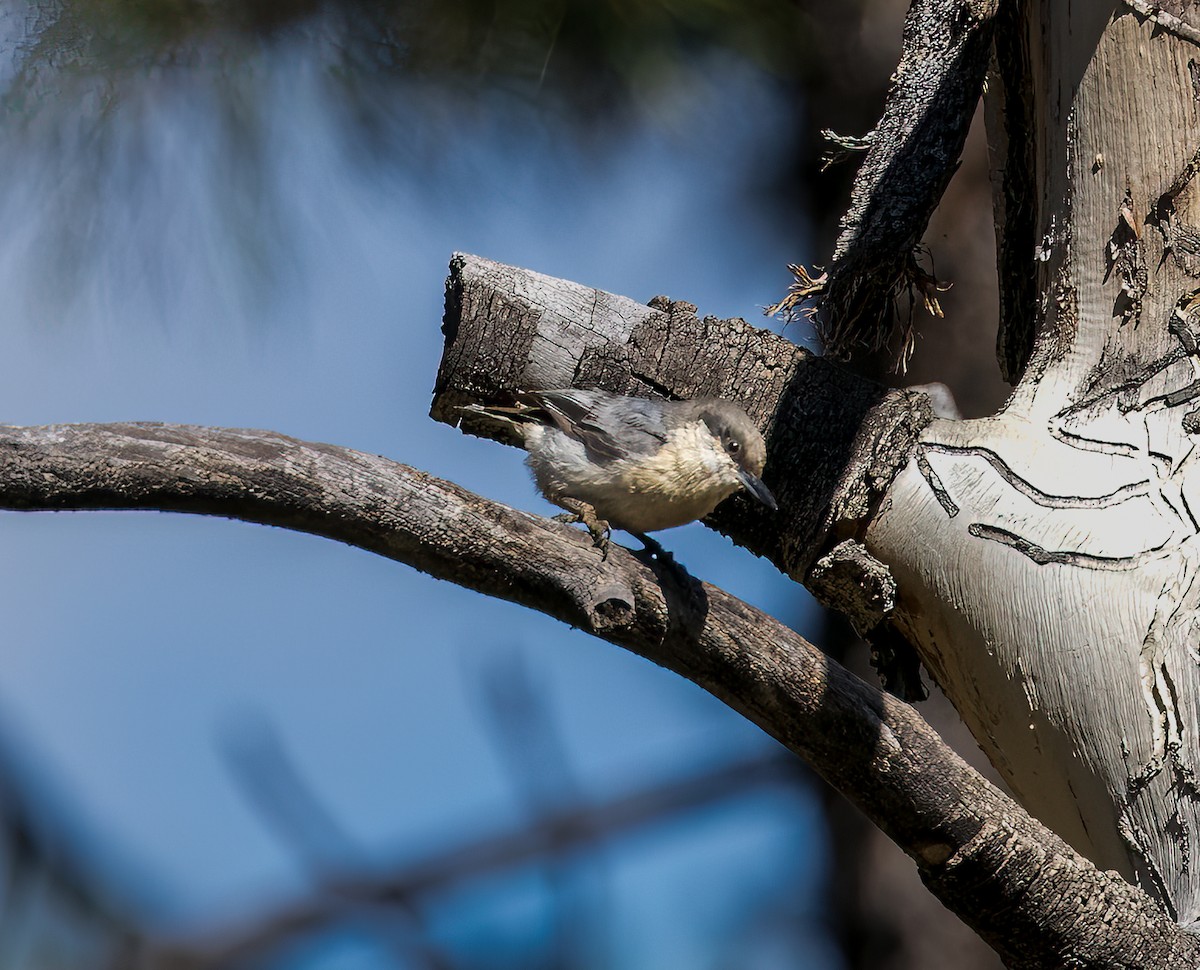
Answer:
[1121,1,1200,45]
[776,0,1000,360]
[0,421,1195,968]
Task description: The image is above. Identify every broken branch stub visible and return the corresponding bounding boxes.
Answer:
[432,253,933,581]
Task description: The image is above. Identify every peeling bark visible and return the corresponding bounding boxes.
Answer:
[868,2,1200,925]
[431,212,1200,920]
[3,0,1198,960]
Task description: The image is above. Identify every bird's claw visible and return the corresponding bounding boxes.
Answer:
[589,522,612,560]
[553,503,611,560]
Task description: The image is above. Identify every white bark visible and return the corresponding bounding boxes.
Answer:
[868,3,1200,922]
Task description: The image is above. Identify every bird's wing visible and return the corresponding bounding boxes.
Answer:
[522,390,669,462]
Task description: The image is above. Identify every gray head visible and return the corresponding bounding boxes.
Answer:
[683,399,776,509]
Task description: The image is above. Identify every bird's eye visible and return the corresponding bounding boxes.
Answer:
[727,439,741,454]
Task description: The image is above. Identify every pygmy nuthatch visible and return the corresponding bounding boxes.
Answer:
[462,388,776,555]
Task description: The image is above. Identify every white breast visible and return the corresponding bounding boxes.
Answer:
[525,421,742,534]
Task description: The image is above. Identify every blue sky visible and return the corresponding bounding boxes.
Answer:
[0,29,835,968]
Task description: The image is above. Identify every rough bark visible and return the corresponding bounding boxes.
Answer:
[432,203,1200,921]
[3,0,1196,960]
[432,253,934,584]
[0,420,1195,967]
[774,0,1001,359]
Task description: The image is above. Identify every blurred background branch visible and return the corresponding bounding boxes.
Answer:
[151,715,805,969]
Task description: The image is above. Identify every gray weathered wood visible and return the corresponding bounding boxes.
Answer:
[775,0,1000,359]
[432,222,1200,922]
[433,253,934,581]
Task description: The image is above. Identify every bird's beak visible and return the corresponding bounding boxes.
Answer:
[737,468,778,510]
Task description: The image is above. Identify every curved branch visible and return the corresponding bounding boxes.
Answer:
[0,421,1194,967]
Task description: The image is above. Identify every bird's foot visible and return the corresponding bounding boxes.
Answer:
[554,502,611,560]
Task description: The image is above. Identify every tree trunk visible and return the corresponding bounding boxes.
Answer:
[868,2,1200,922]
